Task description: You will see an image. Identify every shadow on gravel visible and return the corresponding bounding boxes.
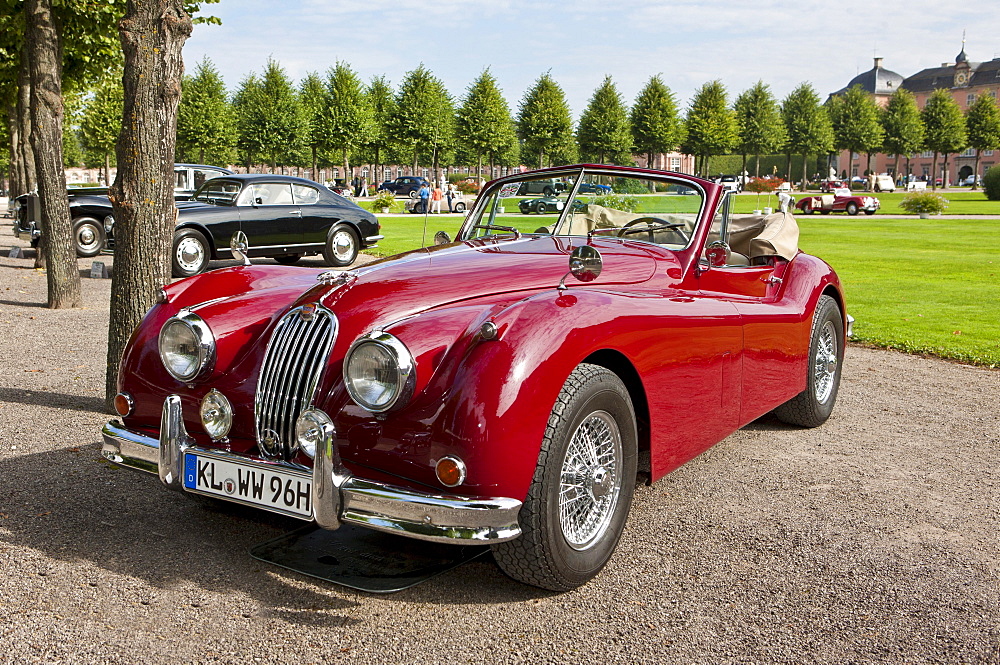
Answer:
[0,443,546,613]
[0,387,108,414]
[0,298,47,307]
[740,412,802,432]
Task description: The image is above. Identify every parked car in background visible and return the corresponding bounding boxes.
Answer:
[575,182,613,194]
[818,179,844,193]
[13,174,382,274]
[13,164,234,256]
[715,174,742,193]
[101,163,848,591]
[404,194,468,213]
[796,188,879,215]
[872,174,895,193]
[377,176,430,198]
[514,178,566,196]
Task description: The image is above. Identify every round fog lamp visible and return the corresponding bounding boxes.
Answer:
[113,392,133,417]
[295,408,334,459]
[435,456,467,487]
[200,389,232,440]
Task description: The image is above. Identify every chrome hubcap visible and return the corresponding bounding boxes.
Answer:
[333,230,355,262]
[76,224,100,251]
[176,237,206,272]
[813,320,838,403]
[559,410,622,551]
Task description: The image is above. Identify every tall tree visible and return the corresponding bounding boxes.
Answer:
[26,0,81,307]
[516,73,575,168]
[881,88,924,183]
[232,73,264,169]
[734,81,785,179]
[921,88,967,190]
[457,69,518,179]
[782,83,834,191]
[176,56,234,165]
[577,75,632,165]
[321,62,374,182]
[106,0,194,406]
[233,59,302,171]
[830,84,884,182]
[298,71,326,180]
[80,77,123,184]
[964,93,1000,190]
[683,80,738,176]
[364,75,396,186]
[630,74,681,170]
[391,65,453,180]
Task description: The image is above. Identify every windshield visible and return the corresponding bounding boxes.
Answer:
[462,169,704,250]
[193,178,241,205]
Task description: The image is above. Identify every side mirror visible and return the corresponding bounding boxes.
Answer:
[705,240,730,268]
[434,230,451,245]
[230,231,251,266]
[558,245,602,291]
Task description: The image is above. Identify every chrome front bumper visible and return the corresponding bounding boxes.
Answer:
[102,395,522,544]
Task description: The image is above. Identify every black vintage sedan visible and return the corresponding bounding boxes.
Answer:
[12,174,382,277]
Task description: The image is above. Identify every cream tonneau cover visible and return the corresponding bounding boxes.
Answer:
[714,211,800,262]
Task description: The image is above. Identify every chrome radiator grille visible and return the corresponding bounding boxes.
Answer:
[255,305,337,459]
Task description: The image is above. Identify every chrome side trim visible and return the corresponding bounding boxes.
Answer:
[100,407,523,544]
[846,314,855,338]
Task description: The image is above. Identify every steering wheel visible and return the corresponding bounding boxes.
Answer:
[617,217,688,244]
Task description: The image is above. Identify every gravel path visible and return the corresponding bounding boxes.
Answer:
[1,234,998,664]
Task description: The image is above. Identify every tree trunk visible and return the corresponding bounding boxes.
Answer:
[16,54,37,196]
[104,152,111,186]
[931,152,939,190]
[740,153,747,182]
[26,0,81,309]
[801,153,809,192]
[972,153,981,190]
[311,145,318,183]
[942,154,949,189]
[106,0,192,409]
[6,102,21,199]
[785,152,792,181]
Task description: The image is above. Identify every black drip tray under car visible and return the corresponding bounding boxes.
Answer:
[250,524,489,593]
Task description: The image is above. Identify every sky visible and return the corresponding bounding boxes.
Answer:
[184,0,1000,119]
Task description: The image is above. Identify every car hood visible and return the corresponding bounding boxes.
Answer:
[312,235,660,330]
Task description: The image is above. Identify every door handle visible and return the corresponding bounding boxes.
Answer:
[291,210,302,217]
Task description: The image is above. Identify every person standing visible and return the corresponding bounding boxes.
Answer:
[417,181,431,213]
[445,182,456,212]
[431,183,444,213]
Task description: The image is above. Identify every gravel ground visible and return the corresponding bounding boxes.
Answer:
[1,233,998,664]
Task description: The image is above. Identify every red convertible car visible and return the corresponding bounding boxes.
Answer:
[796,188,880,216]
[102,165,849,591]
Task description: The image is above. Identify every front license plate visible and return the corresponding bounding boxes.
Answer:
[183,453,312,519]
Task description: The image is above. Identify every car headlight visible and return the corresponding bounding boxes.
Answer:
[343,331,415,413]
[158,311,215,381]
[200,389,232,440]
[295,408,334,459]
[104,215,115,233]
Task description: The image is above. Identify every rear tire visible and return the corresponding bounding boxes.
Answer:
[171,228,210,278]
[774,295,844,427]
[274,254,301,265]
[72,217,105,257]
[492,364,637,591]
[322,224,359,267]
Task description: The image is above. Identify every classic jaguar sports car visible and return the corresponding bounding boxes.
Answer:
[796,188,879,216]
[101,164,848,591]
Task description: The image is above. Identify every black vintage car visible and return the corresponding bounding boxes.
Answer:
[377,176,429,198]
[13,174,382,277]
[13,163,234,258]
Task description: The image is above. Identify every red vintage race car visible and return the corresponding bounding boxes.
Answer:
[796,188,880,216]
[102,164,849,591]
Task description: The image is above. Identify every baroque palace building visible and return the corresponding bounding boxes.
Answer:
[833,42,1000,184]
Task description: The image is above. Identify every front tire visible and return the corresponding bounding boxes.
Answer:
[274,254,301,265]
[72,217,105,257]
[492,364,637,591]
[846,202,859,215]
[171,228,210,278]
[322,224,359,267]
[774,295,844,427]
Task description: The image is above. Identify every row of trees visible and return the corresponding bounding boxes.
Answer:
[58,57,1000,195]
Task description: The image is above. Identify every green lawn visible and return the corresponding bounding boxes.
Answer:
[798,216,1000,367]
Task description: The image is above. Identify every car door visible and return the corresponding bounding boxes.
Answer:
[236,182,302,253]
[292,183,331,247]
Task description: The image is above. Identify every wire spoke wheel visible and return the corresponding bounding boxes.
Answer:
[813,320,838,404]
[558,411,622,550]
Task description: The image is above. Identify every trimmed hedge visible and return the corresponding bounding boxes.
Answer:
[983,164,1000,201]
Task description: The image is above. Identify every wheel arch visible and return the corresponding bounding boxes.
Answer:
[581,349,650,456]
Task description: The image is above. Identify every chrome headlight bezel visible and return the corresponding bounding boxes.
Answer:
[158,310,216,382]
[200,388,232,441]
[343,331,416,413]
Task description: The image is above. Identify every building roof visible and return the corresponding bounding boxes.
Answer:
[833,57,904,97]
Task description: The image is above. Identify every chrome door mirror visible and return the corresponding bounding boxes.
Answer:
[558,245,603,291]
[434,230,451,245]
[230,230,251,266]
[705,240,730,268]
